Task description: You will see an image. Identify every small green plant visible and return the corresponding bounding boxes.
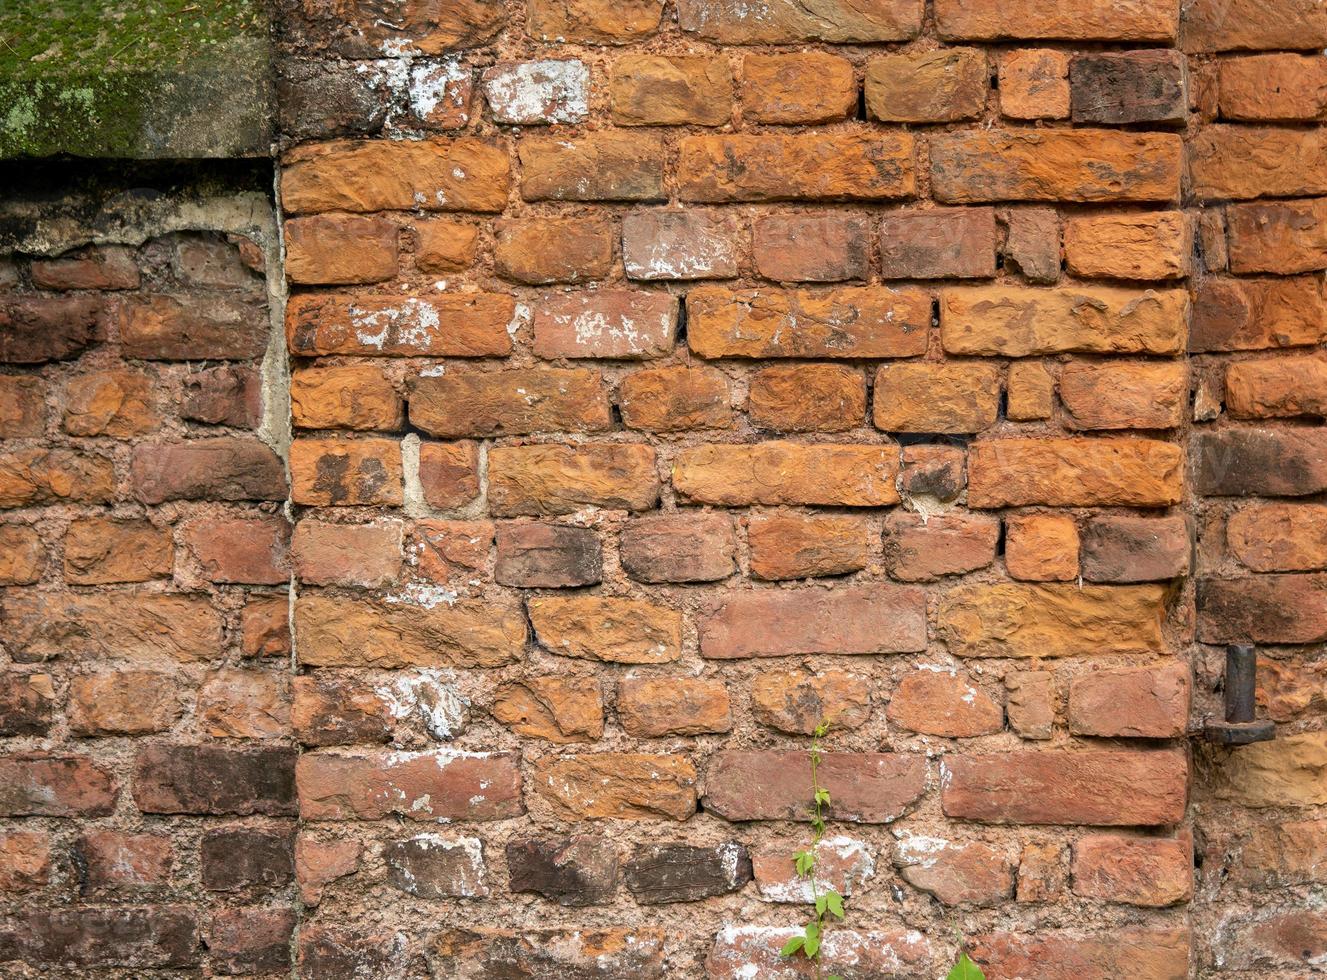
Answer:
[779,720,845,980]
[946,952,985,980]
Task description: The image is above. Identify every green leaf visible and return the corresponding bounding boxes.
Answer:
[815,788,832,806]
[828,975,844,980]
[794,850,815,876]
[804,930,820,959]
[814,721,831,738]
[779,935,805,958]
[825,890,845,919]
[946,953,986,980]
[815,894,828,916]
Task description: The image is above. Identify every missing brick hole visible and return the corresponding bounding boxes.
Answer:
[674,296,688,343]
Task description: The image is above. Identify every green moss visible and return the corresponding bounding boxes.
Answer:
[0,0,266,79]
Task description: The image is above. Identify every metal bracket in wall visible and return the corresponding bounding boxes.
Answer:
[1204,644,1276,745]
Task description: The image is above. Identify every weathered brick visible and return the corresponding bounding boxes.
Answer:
[626,843,750,905]
[1070,50,1187,125]
[0,907,199,969]
[941,284,1188,356]
[1063,211,1190,280]
[999,49,1070,119]
[197,669,290,739]
[291,364,402,431]
[0,526,42,586]
[132,438,285,503]
[1189,276,1326,352]
[678,131,915,202]
[1006,362,1054,422]
[677,0,921,42]
[208,907,295,975]
[488,444,659,516]
[133,744,296,816]
[435,928,666,979]
[618,677,731,736]
[750,669,872,734]
[748,363,865,431]
[0,831,48,892]
[495,522,602,588]
[1003,207,1061,283]
[534,754,697,820]
[1006,670,1055,740]
[74,830,172,892]
[0,672,55,734]
[0,448,115,508]
[938,0,1176,39]
[748,512,869,580]
[3,593,221,663]
[620,512,737,583]
[1228,502,1327,572]
[752,836,875,905]
[689,284,930,359]
[296,836,362,905]
[931,130,1181,203]
[939,582,1167,657]
[974,928,1191,980]
[298,749,523,821]
[529,594,681,662]
[1069,663,1190,738]
[492,676,604,743]
[741,52,856,124]
[1257,657,1327,722]
[701,586,926,658]
[286,292,514,357]
[879,207,997,279]
[874,362,1000,433]
[968,437,1183,507]
[883,511,999,581]
[292,675,392,747]
[1218,54,1327,122]
[69,671,180,735]
[888,667,1003,737]
[289,437,402,506]
[1227,198,1327,275]
[901,444,966,501]
[285,213,399,284]
[282,138,510,213]
[119,294,267,361]
[942,749,1187,825]
[298,925,419,979]
[1181,0,1327,52]
[0,754,117,816]
[1215,731,1327,807]
[63,517,170,585]
[1189,126,1327,202]
[1059,360,1187,430]
[1193,428,1327,496]
[494,216,613,284]
[413,518,493,581]
[706,925,930,979]
[1216,910,1327,972]
[202,828,294,892]
[181,365,262,428]
[31,245,139,290]
[1234,818,1327,885]
[1198,574,1327,644]
[896,837,1015,906]
[753,214,869,282]
[242,594,290,659]
[675,442,900,506]
[519,131,666,202]
[622,210,739,282]
[291,519,401,587]
[1079,514,1191,582]
[295,593,525,669]
[0,375,44,438]
[619,365,734,431]
[0,295,99,363]
[533,290,678,359]
[704,751,926,822]
[385,835,488,898]
[611,55,731,126]
[1005,514,1079,582]
[411,368,610,437]
[866,48,987,122]
[183,514,289,585]
[482,59,588,125]
[416,218,478,272]
[528,0,664,42]
[419,440,481,510]
[62,369,158,437]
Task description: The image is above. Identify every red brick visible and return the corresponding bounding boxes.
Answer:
[1069,664,1190,738]
[873,362,1001,433]
[1218,54,1327,122]
[0,448,115,508]
[896,838,1015,906]
[291,364,403,431]
[1218,910,1327,972]
[619,512,737,583]
[883,511,999,580]
[999,49,1070,120]
[888,667,1003,737]
[0,754,117,816]
[530,752,694,820]
[132,744,295,815]
[413,518,493,581]
[1063,211,1190,280]
[1189,276,1326,352]
[286,292,514,357]
[1070,50,1187,126]
[62,369,159,437]
[1079,514,1191,582]
[1003,207,1061,283]
[706,926,930,980]
[495,522,602,588]
[437,928,666,978]
[494,216,613,284]
[900,444,966,501]
[701,586,926,658]
[866,48,988,122]
[747,512,869,580]
[487,444,659,516]
[1059,360,1188,430]
[748,363,866,431]
[64,517,173,584]
[289,437,402,506]
[3,593,222,663]
[678,131,915,202]
[132,437,285,503]
[298,749,523,821]
[0,375,44,437]
[1189,126,1327,202]
[183,514,290,584]
[532,290,678,359]
[292,519,402,587]
[30,245,139,290]
[753,214,869,282]
[0,907,199,969]
[419,440,481,509]
[1006,670,1056,740]
[626,842,751,904]
[0,295,100,363]
[0,831,51,892]
[74,831,173,891]
[285,213,398,284]
[0,526,43,586]
[296,835,362,905]
[610,55,731,126]
[1227,198,1327,275]
[879,207,997,279]
[931,130,1182,203]
[482,59,589,125]
[410,368,610,437]
[242,594,290,659]
[619,366,734,431]
[0,672,55,734]
[741,52,857,124]
[674,442,900,506]
[208,907,295,974]
[528,0,664,42]
[385,834,489,899]
[677,0,921,42]
[942,749,1187,825]
[750,669,872,735]
[622,210,740,281]
[292,675,392,747]
[519,131,666,202]
[937,0,1177,40]
[201,827,295,891]
[282,138,510,213]
[119,294,267,361]
[1198,574,1327,644]
[617,677,731,736]
[181,365,262,428]
[1072,834,1192,906]
[704,750,926,822]
[298,925,419,980]
[974,928,1191,980]
[197,669,291,739]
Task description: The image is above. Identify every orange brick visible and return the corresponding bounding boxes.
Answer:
[1059,360,1188,430]
[419,441,481,510]
[741,53,856,124]
[1226,199,1327,275]
[748,513,869,580]
[999,50,1070,120]
[866,49,987,122]
[674,442,899,507]
[618,366,733,432]
[291,365,403,431]
[519,131,665,202]
[290,438,403,506]
[1005,514,1080,581]
[414,219,478,273]
[62,369,159,437]
[873,362,1001,434]
[1063,212,1190,280]
[748,364,866,432]
[64,518,173,585]
[1218,54,1327,122]
[409,368,610,438]
[610,55,731,126]
[285,214,398,285]
[487,444,659,516]
[1007,361,1055,421]
[493,217,613,284]
[753,214,869,282]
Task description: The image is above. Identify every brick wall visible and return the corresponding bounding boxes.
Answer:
[1,0,1326,975]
